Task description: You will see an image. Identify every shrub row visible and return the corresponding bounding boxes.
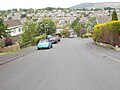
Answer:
[0,37,14,48]
[93,21,120,46]
[80,28,87,37]
[0,43,20,53]
[19,34,46,47]
[60,30,70,38]
[33,35,46,45]
[81,33,92,38]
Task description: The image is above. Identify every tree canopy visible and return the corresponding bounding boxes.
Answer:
[0,18,8,38]
[74,22,85,36]
[36,18,56,35]
[71,17,80,29]
[112,11,118,21]
[60,29,70,37]
[20,21,37,45]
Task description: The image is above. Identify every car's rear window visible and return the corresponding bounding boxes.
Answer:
[39,40,48,43]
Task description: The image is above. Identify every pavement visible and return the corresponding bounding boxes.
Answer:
[0,38,120,90]
[86,40,120,62]
[0,46,36,64]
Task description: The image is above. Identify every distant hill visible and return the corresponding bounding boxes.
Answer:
[70,2,120,9]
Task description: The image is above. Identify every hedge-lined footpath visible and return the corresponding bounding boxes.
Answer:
[95,42,120,51]
[93,21,120,47]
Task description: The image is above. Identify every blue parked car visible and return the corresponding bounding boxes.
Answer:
[37,39,53,50]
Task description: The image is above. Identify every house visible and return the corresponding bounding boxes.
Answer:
[56,29,63,34]
[96,16,111,24]
[4,20,23,36]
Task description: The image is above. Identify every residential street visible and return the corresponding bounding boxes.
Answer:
[0,38,120,90]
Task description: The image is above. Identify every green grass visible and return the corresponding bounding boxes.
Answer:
[0,52,11,56]
[0,49,20,56]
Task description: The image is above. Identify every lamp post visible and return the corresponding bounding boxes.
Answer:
[84,24,88,33]
[45,24,48,39]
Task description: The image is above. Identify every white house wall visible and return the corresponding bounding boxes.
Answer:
[8,25,23,36]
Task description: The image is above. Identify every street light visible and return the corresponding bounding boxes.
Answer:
[45,24,48,39]
[84,24,88,33]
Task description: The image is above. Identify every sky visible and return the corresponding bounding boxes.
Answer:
[0,0,120,10]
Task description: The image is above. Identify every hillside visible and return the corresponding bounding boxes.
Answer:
[70,2,120,9]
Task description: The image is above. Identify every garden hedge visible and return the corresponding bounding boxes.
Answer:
[93,21,120,46]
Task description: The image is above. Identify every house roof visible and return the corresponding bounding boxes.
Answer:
[96,16,111,24]
[4,20,22,27]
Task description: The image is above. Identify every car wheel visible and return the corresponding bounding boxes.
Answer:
[51,45,53,48]
[48,45,51,49]
[55,41,58,44]
[38,48,40,50]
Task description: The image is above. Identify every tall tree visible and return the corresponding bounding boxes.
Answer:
[71,17,80,28]
[112,11,118,21]
[87,17,97,31]
[0,18,8,38]
[20,21,37,45]
[36,18,56,35]
[74,22,85,37]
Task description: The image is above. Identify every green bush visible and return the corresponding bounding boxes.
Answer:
[82,33,92,38]
[4,37,13,46]
[35,35,46,44]
[60,30,70,38]
[93,21,120,46]
[0,39,5,48]
[112,11,118,21]
[19,21,38,47]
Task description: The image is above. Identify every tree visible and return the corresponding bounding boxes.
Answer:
[26,16,31,20]
[19,8,28,12]
[12,8,18,13]
[20,21,37,45]
[8,16,12,20]
[79,28,87,37]
[0,18,8,38]
[36,18,56,35]
[35,10,38,14]
[7,10,11,13]
[112,11,118,21]
[21,14,26,18]
[71,17,80,28]
[60,29,70,37]
[0,10,6,17]
[87,17,97,32]
[54,19,59,26]
[108,10,111,16]
[74,22,85,37]
[104,7,115,10]
[44,7,55,11]
[4,14,7,17]
[28,8,34,14]
[32,18,38,22]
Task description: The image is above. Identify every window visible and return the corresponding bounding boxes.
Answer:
[13,29,16,33]
[18,28,21,32]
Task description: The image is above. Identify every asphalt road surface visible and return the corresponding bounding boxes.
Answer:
[0,38,120,90]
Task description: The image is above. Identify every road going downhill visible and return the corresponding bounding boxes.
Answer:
[0,38,120,90]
